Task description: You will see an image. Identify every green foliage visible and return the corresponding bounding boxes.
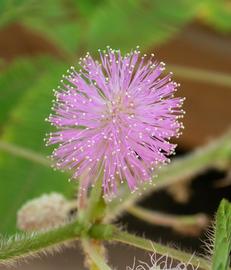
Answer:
[212,199,231,270]
[1,0,231,57]
[1,0,197,55]
[86,0,199,52]
[200,0,231,32]
[0,58,75,234]
[22,0,82,53]
[0,0,34,26]
[74,0,105,18]
[0,57,58,133]
[0,0,81,53]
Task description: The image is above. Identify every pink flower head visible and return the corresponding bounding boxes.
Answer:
[46,47,184,199]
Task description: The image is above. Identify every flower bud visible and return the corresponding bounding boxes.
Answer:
[17,192,74,232]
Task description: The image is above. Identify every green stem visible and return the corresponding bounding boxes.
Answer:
[0,140,50,167]
[127,206,208,233]
[0,223,114,266]
[112,228,210,270]
[168,64,231,88]
[85,172,104,222]
[106,130,231,221]
[78,165,106,226]
[82,239,112,270]
[0,221,211,269]
[0,220,81,265]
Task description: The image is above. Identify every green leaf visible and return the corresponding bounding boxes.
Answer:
[0,0,81,53]
[0,60,75,234]
[199,0,231,33]
[212,199,231,270]
[23,15,81,54]
[86,0,200,52]
[0,57,59,134]
[73,0,105,18]
[21,0,81,53]
[0,0,34,26]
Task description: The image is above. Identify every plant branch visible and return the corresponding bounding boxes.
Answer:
[112,228,210,270]
[0,219,212,270]
[106,129,231,221]
[127,206,209,235]
[0,221,114,266]
[168,64,231,88]
[0,220,81,266]
[0,140,50,167]
[82,239,111,270]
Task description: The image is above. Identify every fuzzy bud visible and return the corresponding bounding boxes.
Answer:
[17,193,74,232]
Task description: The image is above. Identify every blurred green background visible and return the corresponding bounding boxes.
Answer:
[0,0,231,268]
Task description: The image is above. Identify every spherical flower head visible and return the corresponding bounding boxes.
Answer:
[46,47,185,199]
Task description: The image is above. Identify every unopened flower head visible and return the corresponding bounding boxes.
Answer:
[17,193,73,232]
[46,47,185,198]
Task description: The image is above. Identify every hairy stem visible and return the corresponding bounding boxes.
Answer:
[0,221,212,269]
[78,165,106,227]
[127,206,209,235]
[0,220,81,266]
[82,239,111,270]
[112,228,210,270]
[0,223,115,266]
[84,172,104,223]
